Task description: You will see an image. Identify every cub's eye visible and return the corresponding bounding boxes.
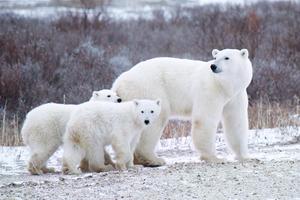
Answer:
[225,57,229,60]
[141,111,144,113]
[107,95,111,98]
[151,110,154,113]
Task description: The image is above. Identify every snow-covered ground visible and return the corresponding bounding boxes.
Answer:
[1,127,299,176]
[0,0,299,20]
[0,127,299,199]
[0,127,299,176]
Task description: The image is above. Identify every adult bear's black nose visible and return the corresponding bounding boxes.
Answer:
[210,64,218,73]
[117,98,122,103]
[144,120,150,125]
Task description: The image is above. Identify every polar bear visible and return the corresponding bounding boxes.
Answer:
[62,99,161,174]
[21,89,121,175]
[89,89,122,102]
[112,49,253,165]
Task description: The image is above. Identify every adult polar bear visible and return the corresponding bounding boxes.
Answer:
[112,49,253,166]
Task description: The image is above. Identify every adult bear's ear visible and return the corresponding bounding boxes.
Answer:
[93,91,99,96]
[212,49,219,58]
[155,99,161,106]
[241,49,249,58]
[133,99,139,106]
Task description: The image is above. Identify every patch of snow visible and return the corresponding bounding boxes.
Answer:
[1,0,299,20]
[0,127,299,175]
[0,146,63,176]
[158,127,300,151]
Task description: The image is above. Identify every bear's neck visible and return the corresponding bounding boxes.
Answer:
[213,65,252,99]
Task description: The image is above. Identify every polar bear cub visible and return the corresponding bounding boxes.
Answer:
[62,99,161,174]
[89,89,122,102]
[21,89,121,175]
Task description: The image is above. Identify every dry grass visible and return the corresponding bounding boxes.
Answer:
[0,1,299,146]
[162,99,300,139]
[249,97,300,129]
[0,105,22,146]
[1,100,298,146]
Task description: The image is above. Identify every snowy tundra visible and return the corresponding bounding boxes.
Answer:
[62,99,161,174]
[21,89,121,175]
[112,49,253,166]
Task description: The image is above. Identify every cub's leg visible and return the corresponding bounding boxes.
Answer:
[111,133,132,170]
[62,140,85,175]
[28,142,59,175]
[86,144,106,173]
[80,149,115,172]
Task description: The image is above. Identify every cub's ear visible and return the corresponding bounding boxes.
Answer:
[155,99,161,106]
[93,91,99,96]
[241,49,249,58]
[212,49,219,58]
[133,99,139,106]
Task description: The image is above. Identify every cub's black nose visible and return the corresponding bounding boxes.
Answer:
[210,64,217,72]
[117,98,122,103]
[144,120,150,125]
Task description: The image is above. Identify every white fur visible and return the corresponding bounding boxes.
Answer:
[62,99,161,174]
[112,49,253,164]
[21,89,120,175]
[89,89,122,102]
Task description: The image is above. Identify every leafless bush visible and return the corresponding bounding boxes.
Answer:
[0,1,299,145]
[50,0,111,9]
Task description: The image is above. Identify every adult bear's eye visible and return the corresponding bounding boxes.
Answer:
[107,95,111,98]
[225,57,229,60]
[151,110,154,113]
[141,111,144,113]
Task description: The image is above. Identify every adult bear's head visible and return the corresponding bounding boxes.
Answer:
[210,49,253,91]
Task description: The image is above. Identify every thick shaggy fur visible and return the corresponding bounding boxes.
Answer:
[21,89,121,175]
[112,49,253,165]
[62,99,161,174]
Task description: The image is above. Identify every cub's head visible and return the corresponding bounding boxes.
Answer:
[210,48,253,87]
[89,89,122,103]
[133,99,161,126]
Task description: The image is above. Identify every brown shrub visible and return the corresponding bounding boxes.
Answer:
[0,1,299,145]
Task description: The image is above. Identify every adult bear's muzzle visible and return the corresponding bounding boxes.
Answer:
[210,64,222,73]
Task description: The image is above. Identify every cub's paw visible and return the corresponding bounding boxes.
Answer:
[41,167,56,174]
[62,166,81,175]
[143,157,166,167]
[28,163,43,175]
[116,163,127,171]
[79,159,90,172]
[200,155,226,163]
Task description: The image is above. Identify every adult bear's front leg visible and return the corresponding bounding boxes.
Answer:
[192,103,224,162]
[222,90,250,161]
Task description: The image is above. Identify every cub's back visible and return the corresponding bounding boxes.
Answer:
[70,101,133,124]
